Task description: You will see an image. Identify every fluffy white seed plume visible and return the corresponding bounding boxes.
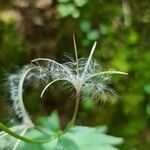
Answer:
[0,65,42,150]
[8,65,37,126]
[31,38,127,99]
[0,37,127,149]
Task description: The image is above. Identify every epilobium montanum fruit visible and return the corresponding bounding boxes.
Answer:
[0,36,127,150]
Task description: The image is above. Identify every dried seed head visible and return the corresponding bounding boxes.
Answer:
[0,38,127,150]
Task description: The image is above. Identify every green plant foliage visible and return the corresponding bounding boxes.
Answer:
[57,0,88,18]
[38,111,60,132]
[20,111,123,150]
[87,30,100,40]
[0,19,23,65]
[0,0,149,149]
[79,20,91,33]
[74,0,88,7]
[57,3,80,18]
[146,103,150,116]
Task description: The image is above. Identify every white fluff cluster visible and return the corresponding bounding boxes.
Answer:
[31,41,127,100]
[8,65,35,126]
[0,65,37,150]
[0,38,127,150]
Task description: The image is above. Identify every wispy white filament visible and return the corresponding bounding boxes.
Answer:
[81,42,97,79]
[30,41,127,99]
[0,39,127,149]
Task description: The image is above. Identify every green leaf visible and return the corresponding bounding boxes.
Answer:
[87,30,99,40]
[38,111,60,132]
[80,20,91,33]
[20,129,57,150]
[58,136,80,150]
[95,126,108,133]
[74,0,88,7]
[57,3,80,18]
[1,111,123,149]
[23,112,123,150]
[144,84,150,94]
[65,126,123,150]
[146,103,150,116]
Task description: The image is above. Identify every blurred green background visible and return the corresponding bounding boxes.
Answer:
[0,0,150,149]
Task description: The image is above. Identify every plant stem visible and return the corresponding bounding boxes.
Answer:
[0,122,55,144]
[71,93,80,125]
[63,93,80,133]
